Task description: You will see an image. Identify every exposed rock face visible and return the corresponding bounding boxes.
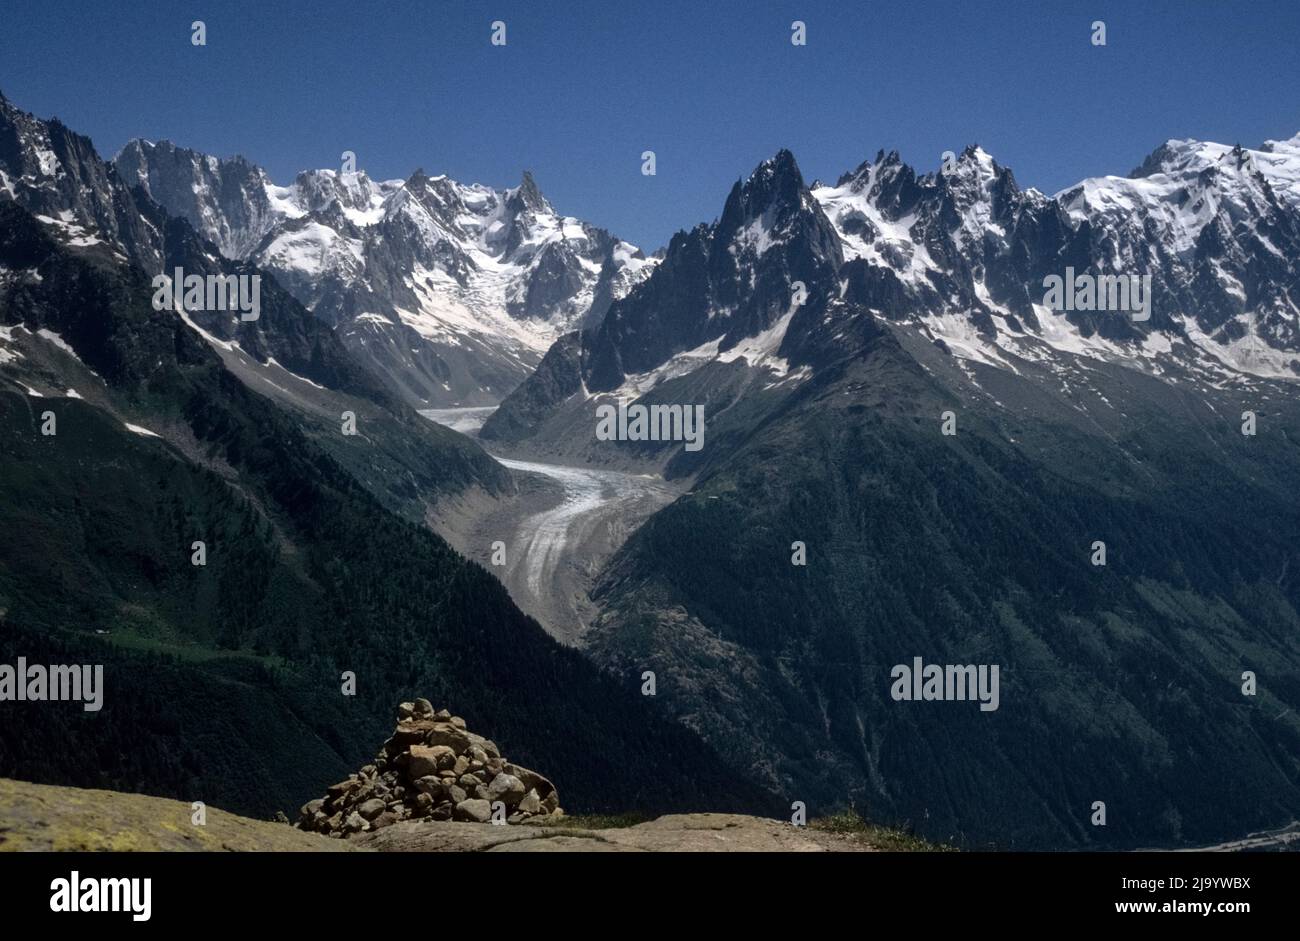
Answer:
[113,140,657,408]
[295,701,562,837]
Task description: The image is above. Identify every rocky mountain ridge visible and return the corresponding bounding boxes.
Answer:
[113,138,657,407]
[485,131,1300,460]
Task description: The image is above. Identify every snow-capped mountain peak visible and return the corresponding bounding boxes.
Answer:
[508,130,1300,428]
[112,141,657,406]
[507,169,552,216]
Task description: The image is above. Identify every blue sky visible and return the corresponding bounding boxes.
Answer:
[2,0,1298,249]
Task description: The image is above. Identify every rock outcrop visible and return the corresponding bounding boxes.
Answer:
[295,700,562,837]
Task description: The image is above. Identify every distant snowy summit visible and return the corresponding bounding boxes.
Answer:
[114,140,657,406]
[484,130,1300,449]
[6,82,1298,410]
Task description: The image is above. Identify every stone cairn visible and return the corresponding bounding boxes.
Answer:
[295,699,563,837]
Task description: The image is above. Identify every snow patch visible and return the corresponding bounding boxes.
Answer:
[34,147,58,178]
[36,328,77,357]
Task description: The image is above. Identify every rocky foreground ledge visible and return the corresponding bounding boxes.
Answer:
[352,813,878,852]
[0,777,347,852]
[0,778,882,852]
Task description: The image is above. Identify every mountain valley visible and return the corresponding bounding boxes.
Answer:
[5,83,1300,849]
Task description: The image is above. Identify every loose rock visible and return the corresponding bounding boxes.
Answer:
[357,798,386,820]
[294,701,563,838]
[454,799,492,823]
[518,790,542,815]
[487,773,527,807]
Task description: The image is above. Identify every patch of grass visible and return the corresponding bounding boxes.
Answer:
[810,809,956,852]
[530,813,649,830]
[99,625,290,669]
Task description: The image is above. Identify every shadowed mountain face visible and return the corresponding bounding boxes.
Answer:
[482,141,1300,848]
[579,150,843,392]
[0,98,776,822]
[585,334,1300,848]
[0,95,375,397]
[0,91,516,524]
